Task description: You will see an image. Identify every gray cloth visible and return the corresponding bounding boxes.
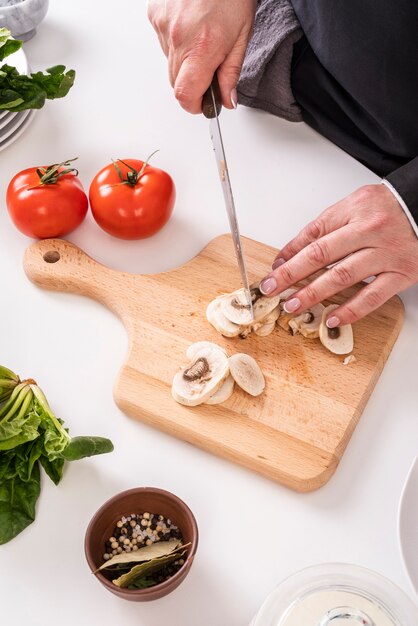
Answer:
[237,0,303,122]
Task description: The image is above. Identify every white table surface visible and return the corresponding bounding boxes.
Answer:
[1,2,418,624]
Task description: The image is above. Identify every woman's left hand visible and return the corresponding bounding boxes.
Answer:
[259,184,418,328]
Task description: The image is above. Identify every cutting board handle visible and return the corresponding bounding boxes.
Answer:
[23,238,130,315]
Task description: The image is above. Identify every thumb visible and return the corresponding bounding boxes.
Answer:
[217,34,249,109]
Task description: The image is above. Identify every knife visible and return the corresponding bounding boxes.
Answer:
[202,76,254,321]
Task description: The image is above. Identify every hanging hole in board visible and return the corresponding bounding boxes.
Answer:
[43,251,61,264]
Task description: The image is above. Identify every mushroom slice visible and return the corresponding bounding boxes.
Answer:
[254,321,276,337]
[206,298,242,337]
[221,285,281,326]
[205,375,235,405]
[343,355,357,365]
[319,304,354,355]
[229,353,265,397]
[276,289,298,331]
[186,341,227,361]
[277,312,294,333]
[288,303,325,339]
[172,346,229,406]
[279,287,298,302]
[239,327,253,339]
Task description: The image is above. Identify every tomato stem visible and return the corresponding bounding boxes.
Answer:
[111,150,160,187]
[35,157,80,186]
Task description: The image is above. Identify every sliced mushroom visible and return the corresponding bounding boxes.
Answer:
[229,353,265,397]
[172,346,229,406]
[220,285,281,326]
[251,306,280,332]
[279,287,298,302]
[343,354,357,365]
[276,289,298,331]
[205,375,235,405]
[206,298,242,337]
[288,303,325,339]
[186,341,227,361]
[319,304,354,355]
[254,321,276,337]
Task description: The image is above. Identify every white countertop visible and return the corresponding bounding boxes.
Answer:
[1,2,418,624]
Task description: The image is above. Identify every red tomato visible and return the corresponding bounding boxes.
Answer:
[7,160,88,239]
[89,158,175,240]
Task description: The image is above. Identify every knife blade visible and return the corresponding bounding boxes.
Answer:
[202,77,254,321]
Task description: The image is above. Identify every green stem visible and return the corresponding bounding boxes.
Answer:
[30,158,79,188]
[0,385,32,422]
[14,388,34,422]
[0,365,19,382]
[111,150,159,187]
[0,382,28,419]
[30,384,70,444]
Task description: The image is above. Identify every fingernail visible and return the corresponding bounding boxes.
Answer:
[326,316,340,329]
[283,298,301,314]
[259,276,277,295]
[230,88,238,109]
[272,257,285,270]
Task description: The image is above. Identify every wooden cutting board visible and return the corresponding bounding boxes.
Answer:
[23,235,404,492]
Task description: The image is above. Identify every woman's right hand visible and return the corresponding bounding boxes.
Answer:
[147,0,256,114]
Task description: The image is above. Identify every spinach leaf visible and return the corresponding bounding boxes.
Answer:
[0,461,41,545]
[0,64,75,112]
[0,451,14,481]
[0,28,21,62]
[15,439,44,482]
[0,29,75,112]
[0,418,40,451]
[61,436,114,461]
[40,454,65,486]
[31,66,76,99]
[0,366,113,543]
[0,392,40,452]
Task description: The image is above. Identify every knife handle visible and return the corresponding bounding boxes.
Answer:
[202,74,223,119]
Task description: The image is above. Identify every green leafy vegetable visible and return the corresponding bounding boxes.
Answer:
[0,462,41,544]
[0,28,21,63]
[62,436,115,461]
[0,366,114,544]
[0,28,75,112]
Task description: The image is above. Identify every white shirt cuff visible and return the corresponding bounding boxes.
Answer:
[382,178,418,238]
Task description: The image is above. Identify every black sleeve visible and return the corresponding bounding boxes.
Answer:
[289,0,418,229]
[386,159,418,227]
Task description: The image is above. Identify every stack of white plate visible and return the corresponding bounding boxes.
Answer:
[0,47,36,152]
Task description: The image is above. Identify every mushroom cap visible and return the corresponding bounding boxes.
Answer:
[221,287,281,326]
[205,375,235,405]
[229,353,265,396]
[172,346,230,406]
[319,304,354,355]
[206,298,243,337]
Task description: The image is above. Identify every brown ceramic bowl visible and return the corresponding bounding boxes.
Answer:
[84,487,198,601]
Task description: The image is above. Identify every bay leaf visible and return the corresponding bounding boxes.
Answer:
[112,549,189,589]
[96,539,183,573]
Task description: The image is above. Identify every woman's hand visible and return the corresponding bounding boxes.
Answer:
[147,0,256,113]
[259,184,418,327]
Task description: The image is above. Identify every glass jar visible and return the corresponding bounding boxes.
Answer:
[251,564,418,626]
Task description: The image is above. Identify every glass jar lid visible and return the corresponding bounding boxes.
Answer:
[252,564,418,626]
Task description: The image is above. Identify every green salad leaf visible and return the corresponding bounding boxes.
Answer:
[0,462,41,545]
[0,28,21,62]
[0,29,75,112]
[0,367,114,544]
